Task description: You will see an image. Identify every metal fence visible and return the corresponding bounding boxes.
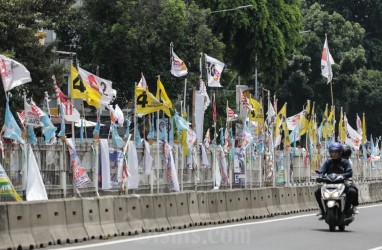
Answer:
[1,139,382,201]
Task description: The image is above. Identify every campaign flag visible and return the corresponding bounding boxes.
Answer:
[321,36,335,83]
[299,100,311,136]
[70,65,102,108]
[286,111,303,131]
[26,145,48,201]
[77,66,115,105]
[135,86,171,117]
[164,142,180,192]
[289,124,301,143]
[174,112,190,131]
[205,54,225,87]
[66,138,91,187]
[345,120,362,150]
[356,114,362,137]
[0,162,23,201]
[4,98,25,144]
[156,78,173,110]
[227,105,236,122]
[0,54,32,92]
[109,104,124,127]
[137,73,148,91]
[170,49,188,77]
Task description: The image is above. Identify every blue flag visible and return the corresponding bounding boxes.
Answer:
[27,125,37,145]
[124,119,131,139]
[3,98,25,144]
[93,121,100,138]
[41,114,57,144]
[147,115,155,139]
[174,112,189,131]
[57,104,66,137]
[112,125,124,148]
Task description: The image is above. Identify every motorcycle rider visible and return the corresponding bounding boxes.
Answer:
[315,142,358,220]
[341,144,360,214]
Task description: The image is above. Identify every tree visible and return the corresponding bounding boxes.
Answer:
[55,0,225,109]
[195,0,303,88]
[0,0,75,121]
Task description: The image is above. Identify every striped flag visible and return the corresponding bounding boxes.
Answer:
[226,106,235,121]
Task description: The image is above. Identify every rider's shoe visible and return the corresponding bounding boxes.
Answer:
[344,210,352,219]
[352,206,360,214]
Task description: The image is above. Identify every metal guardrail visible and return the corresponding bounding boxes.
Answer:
[1,140,381,200]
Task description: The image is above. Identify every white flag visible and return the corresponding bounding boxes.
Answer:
[205,54,225,87]
[345,121,362,150]
[137,73,148,90]
[0,54,32,92]
[286,111,304,131]
[77,66,115,105]
[321,37,335,84]
[171,51,188,77]
[26,145,48,201]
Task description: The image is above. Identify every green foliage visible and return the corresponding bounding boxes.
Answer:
[0,0,75,121]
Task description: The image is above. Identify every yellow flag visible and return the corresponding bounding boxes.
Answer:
[156,78,173,109]
[300,100,311,136]
[70,65,101,108]
[0,164,23,202]
[135,87,171,117]
[249,97,264,122]
[362,113,366,144]
[338,108,346,143]
[308,103,317,144]
[327,106,335,138]
[275,103,286,138]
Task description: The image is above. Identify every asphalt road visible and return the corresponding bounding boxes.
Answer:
[51,204,382,250]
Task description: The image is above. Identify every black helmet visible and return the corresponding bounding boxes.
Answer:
[342,144,352,158]
[328,142,343,153]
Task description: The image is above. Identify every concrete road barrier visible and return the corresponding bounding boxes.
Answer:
[29,201,55,248]
[139,195,159,233]
[187,192,201,226]
[46,200,71,245]
[64,198,88,243]
[296,186,310,212]
[250,189,270,218]
[7,201,36,249]
[175,193,194,228]
[113,196,134,236]
[0,203,14,250]
[263,188,279,216]
[216,191,231,224]
[82,198,105,240]
[206,191,221,224]
[153,195,171,231]
[285,187,301,213]
[124,195,144,235]
[197,191,212,225]
[98,196,119,238]
[277,188,291,215]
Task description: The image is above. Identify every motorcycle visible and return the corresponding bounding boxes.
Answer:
[316,173,355,232]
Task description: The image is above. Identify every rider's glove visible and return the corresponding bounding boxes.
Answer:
[316,177,323,183]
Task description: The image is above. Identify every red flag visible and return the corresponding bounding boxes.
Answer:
[227,106,235,121]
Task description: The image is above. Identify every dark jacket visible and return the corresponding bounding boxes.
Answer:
[319,158,353,179]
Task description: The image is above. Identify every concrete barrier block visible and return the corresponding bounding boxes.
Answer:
[113,196,134,236]
[164,193,183,229]
[285,187,301,213]
[29,201,54,248]
[205,191,221,224]
[197,191,212,225]
[250,189,270,218]
[360,183,372,203]
[307,186,319,210]
[277,188,291,214]
[187,192,201,226]
[82,197,105,240]
[64,198,88,243]
[241,190,253,220]
[0,203,14,250]
[139,195,159,233]
[7,201,36,250]
[98,196,119,238]
[152,195,171,231]
[216,191,230,223]
[225,190,241,222]
[46,200,71,245]
[263,188,280,216]
[124,195,144,235]
[175,193,193,228]
[296,186,309,211]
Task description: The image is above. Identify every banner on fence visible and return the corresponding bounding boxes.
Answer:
[0,162,22,201]
[66,138,91,187]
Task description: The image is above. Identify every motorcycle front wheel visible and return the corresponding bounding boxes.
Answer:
[327,208,337,232]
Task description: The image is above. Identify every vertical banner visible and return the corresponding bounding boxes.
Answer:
[0,162,22,201]
[194,91,205,143]
[66,138,91,187]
